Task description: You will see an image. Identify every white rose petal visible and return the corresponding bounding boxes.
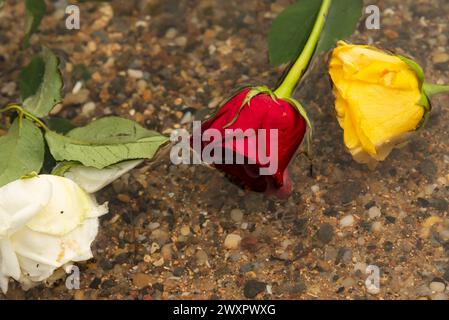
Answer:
[0,175,108,294]
[63,160,143,193]
[26,175,107,236]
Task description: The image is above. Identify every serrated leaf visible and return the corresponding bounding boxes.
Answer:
[0,118,45,187]
[268,0,322,66]
[314,0,363,56]
[19,46,63,118]
[24,0,46,47]
[45,117,77,134]
[45,117,169,169]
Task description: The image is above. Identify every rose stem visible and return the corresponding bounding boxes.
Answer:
[274,0,332,99]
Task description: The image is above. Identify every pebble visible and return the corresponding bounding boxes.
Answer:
[429,281,446,293]
[317,223,334,244]
[0,82,16,96]
[153,257,165,267]
[132,273,152,289]
[368,206,381,219]
[148,222,160,230]
[150,242,160,254]
[196,250,209,265]
[165,28,178,39]
[161,244,173,261]
[180,225,191,236]
[340,215,355,228]
[230,208,244,222]
[63,89,89,105]
[224,234,242,250]
[342,277,356,287]
[243,280,266,299]
[127,69,144,79]
[81,102,96,116]
[311,185,320,193]
[174,36,187,46]
[432,52,449,64]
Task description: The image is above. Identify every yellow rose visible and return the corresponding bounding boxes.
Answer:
[329,41,428,167]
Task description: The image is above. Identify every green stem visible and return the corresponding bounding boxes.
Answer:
[0,104,50,131]
[274,0,332,99]
[423,83,449,97]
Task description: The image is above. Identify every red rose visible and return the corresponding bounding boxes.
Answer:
[191,87,307,198]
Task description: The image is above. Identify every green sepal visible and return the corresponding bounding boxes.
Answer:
[397,55,425,87]
[223,86,277,128]
[283,97,313,155]
[20,171,39,180]
[397,55,432,129]
[51,161,81,176]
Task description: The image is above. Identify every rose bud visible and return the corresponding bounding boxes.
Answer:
[329,41,449,168]
[191,86,311,198]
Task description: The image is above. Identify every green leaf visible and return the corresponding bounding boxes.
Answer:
[0,118,45,187]
[45,117,77,134]
[45,117,170,169]
[19,46,63,117]
[268,0,363,67]
[24,0,46,47]
[314,0,363,56]
[268,0,322,66]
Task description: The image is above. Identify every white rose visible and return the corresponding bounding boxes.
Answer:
[0,175,108,294]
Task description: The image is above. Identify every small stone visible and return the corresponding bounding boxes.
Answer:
[317,223,334,244]
[311,185,320,193]
[432,52,449,64]
[117,194,130,203]
[342,277,356,288]
[132,273,152,289]
[174,36,187,46]
[241,235,258,251]
[243,280,266,299]
[81,102,96,116]
[1,82,16,96]
[127,69,143,79]
[196,250,209,266]
[340,215,355,228]
[180,225,191,236]
[63,89,89,105]
[230,208,244,222]
[150,242,160,254]
[151,229,170,245]
[173,267,184,277]
[161,244,173,261]
[153,257,165,267]
[224,234,242,250]
[148,222,160,230]
[429,281,446,293]
[371,221,383,233]
[165,28,178,39]
[368,206,381,219]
